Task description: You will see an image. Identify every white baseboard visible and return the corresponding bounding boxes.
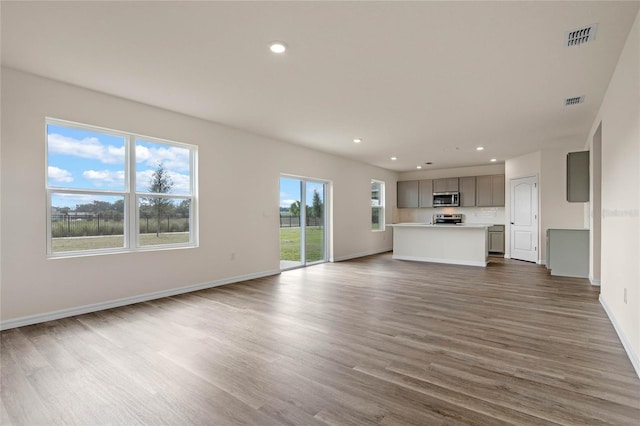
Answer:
[333,247,392,262]
[590,277,601,286]
[0,269,281,331]
[392,254,487,267]
[599,295,640,379]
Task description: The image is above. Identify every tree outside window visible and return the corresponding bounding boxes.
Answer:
[371,180,385,231]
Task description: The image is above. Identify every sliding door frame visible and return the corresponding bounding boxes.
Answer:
[279,174,330,270]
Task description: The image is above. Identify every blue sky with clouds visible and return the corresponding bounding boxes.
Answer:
[279,177,324,210]
[48,124,191,208]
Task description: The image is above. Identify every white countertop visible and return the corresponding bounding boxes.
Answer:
[389,223,491,229]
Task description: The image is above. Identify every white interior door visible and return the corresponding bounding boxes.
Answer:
[510,176,539,262]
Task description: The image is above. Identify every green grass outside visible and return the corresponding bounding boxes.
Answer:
[52,233,190,253]
[53,227,324,260]
[280,226,324,262]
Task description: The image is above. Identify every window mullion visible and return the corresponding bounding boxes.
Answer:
[128,135,137,249]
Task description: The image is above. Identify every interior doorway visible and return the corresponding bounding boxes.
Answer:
[279,176,328,270]
[510,175,539,263]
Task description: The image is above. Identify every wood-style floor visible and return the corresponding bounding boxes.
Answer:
[2,254,639,425]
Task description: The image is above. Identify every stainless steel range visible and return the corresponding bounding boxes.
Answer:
[433,213,463,225]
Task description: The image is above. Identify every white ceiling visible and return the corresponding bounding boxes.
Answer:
[2,1,638,172]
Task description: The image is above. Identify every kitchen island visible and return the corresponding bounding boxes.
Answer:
[389,223,489,267]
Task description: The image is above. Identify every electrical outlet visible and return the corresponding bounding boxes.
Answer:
[624,288,627,304]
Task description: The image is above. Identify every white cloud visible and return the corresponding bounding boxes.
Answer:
[136,170,191,195]
[51,193,122,209]
[48,133,124,164]
[136,144,190,172]
[82,170,125,187]
[135,145,151,163]
[48,166,74,182]
[280,199,298,208]
[170,172,191,194]
[136,169,154,189]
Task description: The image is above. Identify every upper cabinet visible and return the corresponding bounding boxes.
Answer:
[476,174,505,207]
[459,176,476,207]
[418,179,433,208]
[434,178,459,193]
[397,180,419,208]
[567,151,590,202]
[397,174,505,208]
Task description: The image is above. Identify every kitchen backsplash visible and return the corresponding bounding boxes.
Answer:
[394,207,505,224]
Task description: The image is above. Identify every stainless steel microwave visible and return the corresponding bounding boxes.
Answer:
[433,192,460,207]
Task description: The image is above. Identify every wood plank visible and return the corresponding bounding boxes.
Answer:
[1,254,639,425]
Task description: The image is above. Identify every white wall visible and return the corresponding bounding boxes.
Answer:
[585,12,640,376]
[0,68,397,325]
[398,164,505,181]
[539,147,589,262]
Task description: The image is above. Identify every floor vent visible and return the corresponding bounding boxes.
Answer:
[565,24,598,47]
[565,96,585,106]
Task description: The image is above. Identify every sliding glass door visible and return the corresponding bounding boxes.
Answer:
[279,176,327,270]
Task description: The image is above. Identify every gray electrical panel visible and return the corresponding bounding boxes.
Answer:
[567,151,590,202]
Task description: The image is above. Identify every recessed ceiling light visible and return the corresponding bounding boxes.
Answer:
[416,166,422,169]
[476,146,484,151]
[353,138,362,143]
[490,158,497,162]
[391,157,397,161]
[269,41,287,54]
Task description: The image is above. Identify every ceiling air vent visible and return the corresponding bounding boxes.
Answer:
[565,24,598,47]
[565,96,585,106]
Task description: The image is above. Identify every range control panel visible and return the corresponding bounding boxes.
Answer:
[433,214,463,224]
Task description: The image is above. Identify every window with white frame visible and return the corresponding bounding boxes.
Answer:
[371,180,385,231]
[46,118,197,256]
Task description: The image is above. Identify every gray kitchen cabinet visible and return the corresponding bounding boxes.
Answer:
[492,175,505,206]
[546,228,589,278]
[488,225,505,253]
[397,180,419,208]
[434,178,459,193]
[567,151,590,202]
[459,176,476,207]
[476,174,505,206]
[418,179,434,208]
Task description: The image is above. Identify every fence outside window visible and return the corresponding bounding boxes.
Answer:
[279,215,323,227]
[51,213,189,237]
